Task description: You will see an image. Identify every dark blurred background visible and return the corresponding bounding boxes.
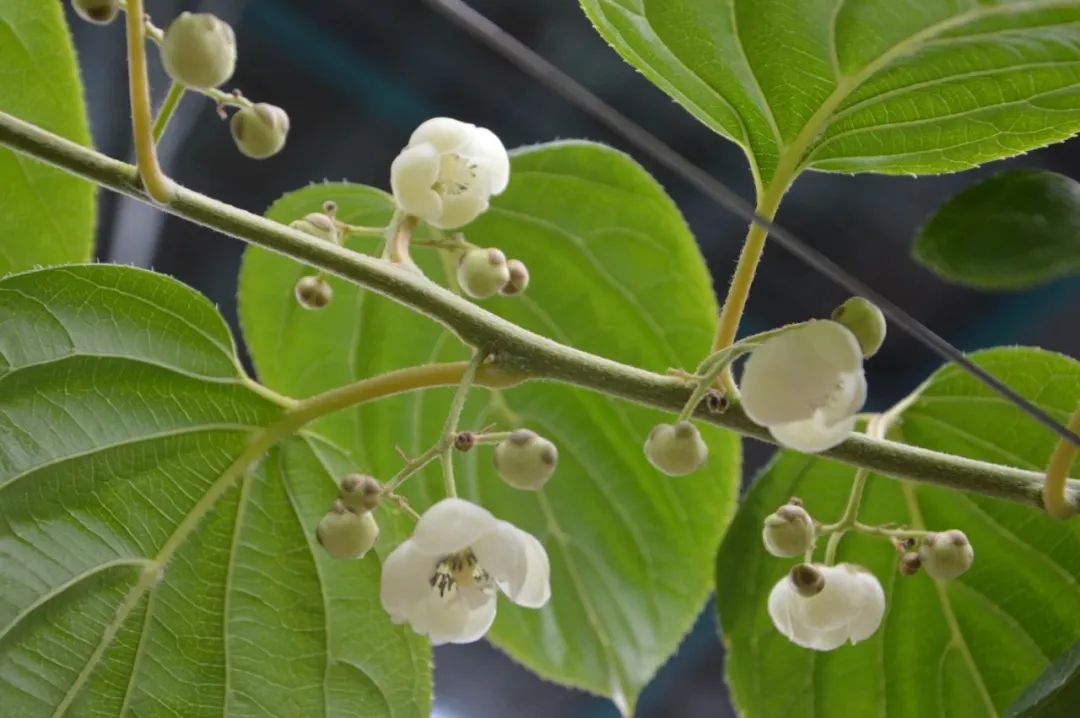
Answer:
[67,1,1080,716]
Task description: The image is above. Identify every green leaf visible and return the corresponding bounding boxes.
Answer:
[0,265,431,717]
[0,1,95,274]
[238,141,740,713]
[914,170,1080,290]
[580,0,1080,188]
[1006,640,1080,718]
[717,347,1080,717]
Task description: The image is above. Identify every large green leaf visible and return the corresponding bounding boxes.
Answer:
[914,170,1080,290]
[717,348,1080,718]
[0,0,95,274]
[1006,640,1080,717]
[238,142,740,713]
[580,0,1080,188]
[0,265,431,717]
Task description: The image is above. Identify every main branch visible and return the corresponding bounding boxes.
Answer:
[0,109,1075,513]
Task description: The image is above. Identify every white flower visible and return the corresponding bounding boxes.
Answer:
[379,498,549,645]
[768,563,885,651]
[390,118,510,229]
[739,320,866,452]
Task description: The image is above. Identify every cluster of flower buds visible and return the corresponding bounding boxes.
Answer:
[457,248,529,299]
[740,297,886,453]
[72,4,292,159]
[290,203,341,309]
[897,529,974,580]
[316,474,382,560]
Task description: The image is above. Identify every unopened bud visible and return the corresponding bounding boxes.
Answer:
[457,248,510,299]
[338,474,381,513]
[72,0,119,24]
[294,275,332,310]
[453,432,475,452]
[500,259,530,296]
[290,212,338,243]
[919,530,974,580]
[644,421,708,476]
[231,103,290,159]
[162,12,237,90]
[831,297,887,358]
[493,429,558,490]
[789,563,825,597]
[316,500,379,560]
[762,504,815,557]
[898,552,922,576]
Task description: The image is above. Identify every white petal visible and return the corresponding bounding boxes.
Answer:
[465,127,510,194]
[740,321,864,426]
[411,498,498,555]
[794,564,863,632]
[821,370,867,425]
[380,541,435,620]
[803,625,849,651]
[410,117,474,153]
[846,567,886,643]
[390,144,442,221]
[767,576,798,637]
[451,597,498,644]
[475,523,551,608]
[770,413,855,453]
[431,194,488,229]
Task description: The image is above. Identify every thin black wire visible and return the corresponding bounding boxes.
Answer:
[422,0,1080,449]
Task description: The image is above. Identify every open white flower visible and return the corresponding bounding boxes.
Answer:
[380,498,549,645]
[739,320,866,452]
[390,118,510,229]
[768,563,885,651]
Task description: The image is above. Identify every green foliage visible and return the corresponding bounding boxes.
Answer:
[1007,640,1080,718]
[0,265,431,717]
[717,348,1080,717]
[579,0,1080,188]
[0,0,94,274]
[238,142,741,713]
[915,170,1080,290]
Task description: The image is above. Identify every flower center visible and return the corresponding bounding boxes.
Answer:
[434,153,478,197]
[429,548,493,597]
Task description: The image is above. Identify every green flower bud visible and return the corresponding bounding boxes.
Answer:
[316,500,379,560]
[230,103,290,159]
[338,474,381,512]
[644,421,708,476]
[898,552,922,577]
[290,212,338,243]
[918,530,973,580]
[492,429,558,490]
[162,12,237,90]
[831,297,886,358]
[500,259,530,296]
[294,275,332,310]
[789,563,825,597]
[762,503,815,557]
[457,248,510,299]
[72,0,119,24]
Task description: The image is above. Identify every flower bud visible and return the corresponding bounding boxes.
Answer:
[294,275,332,310]
[500,259,530,296]
[918,530,973,580]
[316,501,379,560]
[493,429,558,490]
[789,563,826,597]
[290,212,338,243]
[644,421,708,476]
[831,297,886,358]
[898,552,921,576]
[230,103,290,159]
[762,504,815,557]
[457,248,510,299]
[162,12,237,90]
[338,474,381,513]
[72,0,119,24]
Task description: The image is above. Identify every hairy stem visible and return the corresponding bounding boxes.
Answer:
[124,0,173,204]
[0,109,1076,513]
[439,351,487,497]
